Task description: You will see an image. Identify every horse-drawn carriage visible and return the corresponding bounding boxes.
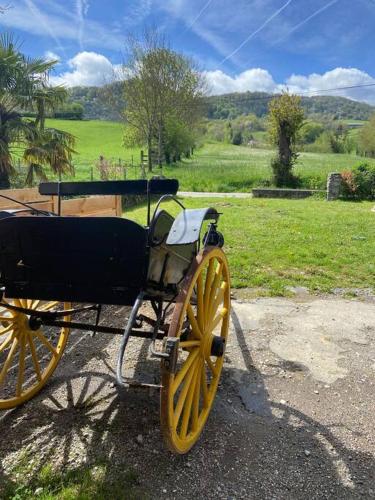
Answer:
[0,179,230,453]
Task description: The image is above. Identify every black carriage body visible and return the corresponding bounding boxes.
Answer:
[0,216,148,305]
[0,179,220,306]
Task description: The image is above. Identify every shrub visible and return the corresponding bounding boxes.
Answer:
[299,121,324,144]
[341,162,375,200]
[232,130,243,145]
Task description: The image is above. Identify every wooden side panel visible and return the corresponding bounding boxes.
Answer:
[57,195,118,217]
[0,188,54,211]
[0,188,122,217]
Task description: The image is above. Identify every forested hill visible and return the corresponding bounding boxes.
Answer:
[67,84,375,121]
[205,92,375,120]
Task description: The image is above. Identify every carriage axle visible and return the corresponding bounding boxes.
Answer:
[30,316,166,340]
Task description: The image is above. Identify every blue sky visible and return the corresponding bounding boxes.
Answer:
[1,0,375,103]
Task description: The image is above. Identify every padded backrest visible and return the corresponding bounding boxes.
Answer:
[0,216,148,305]
[39,179,179,197]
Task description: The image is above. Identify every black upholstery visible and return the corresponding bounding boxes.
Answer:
[0,216,148,305]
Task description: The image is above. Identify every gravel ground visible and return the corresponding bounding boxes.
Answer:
[0,295,374,499]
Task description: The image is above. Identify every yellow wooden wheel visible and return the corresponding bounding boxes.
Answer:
[161,246,230,454]
[0,298,71,410]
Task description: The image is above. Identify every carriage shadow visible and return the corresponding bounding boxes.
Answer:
[1,307,374,498]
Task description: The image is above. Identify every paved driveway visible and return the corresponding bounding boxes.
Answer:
[1,296,374,498]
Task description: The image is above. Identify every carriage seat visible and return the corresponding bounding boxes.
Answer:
[0,216,148,306]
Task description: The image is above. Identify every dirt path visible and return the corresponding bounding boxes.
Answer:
[1,295,374,499]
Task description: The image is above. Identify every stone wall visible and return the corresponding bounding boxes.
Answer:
[327,173,342,201]
[252,188,323,199]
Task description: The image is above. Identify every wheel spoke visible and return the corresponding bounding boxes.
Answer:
[0,315,14,321]
[33,330,58,357]
[210,282,227,323]
[31,300,40,310]
[191,360,202,432]
[27,333,42,382]
[172,348,199,395]
[180,362,199,439]
[205,355,218,377]
[197,274,204,331]
[174,357,200,426]
[38,301,59,312]
[207,263,223,323]
[208,307,228,334]
[203,259,215,321]
[201,363,209,408]
[186,304,202,340]
[179,340,200,349]
[16,336,26,397]
[0,324,14,336]
[0,334,13,353]
[0,337,19,388]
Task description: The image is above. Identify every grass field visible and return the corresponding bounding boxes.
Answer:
[46,119,135,161]
[128,197,375,294]
[45,119,139,181]
[43,119,375,191]
[164,143,374,192]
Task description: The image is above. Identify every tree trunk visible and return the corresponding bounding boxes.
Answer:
[157,122,163,168]
[279,122,292,167]
[0,134,11,189]
[0,170,10,190]
[147,136,152,173]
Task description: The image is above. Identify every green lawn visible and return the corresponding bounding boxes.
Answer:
[127,197,375,294]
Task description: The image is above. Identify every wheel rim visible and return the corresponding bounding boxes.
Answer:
[161,247,230,453]
[0,298,71,409]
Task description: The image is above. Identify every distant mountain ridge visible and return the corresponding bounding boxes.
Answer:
[67,84,375,122]
[205,92,375,121]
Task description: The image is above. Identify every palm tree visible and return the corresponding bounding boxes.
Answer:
[0,34,75,188]
[33,84,68,131]
[24,127,75,185]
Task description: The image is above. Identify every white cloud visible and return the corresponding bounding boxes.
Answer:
[204,68,276,95]
[204,66,375,104]
[45,51,61,63]
[285,67,373,92]
[284,67,375,104]
[50,51,122,87]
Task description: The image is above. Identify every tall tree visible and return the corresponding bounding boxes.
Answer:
[0,34,74,188]
[122,31,206,171]
[268,92,305,187]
